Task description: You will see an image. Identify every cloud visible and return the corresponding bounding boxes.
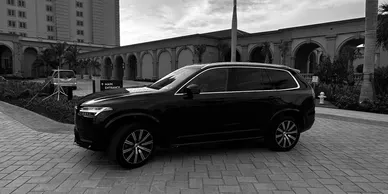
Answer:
[120,0,367,46]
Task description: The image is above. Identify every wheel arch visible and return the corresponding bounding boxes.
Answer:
[270,109,304,129]
[104,110,164,144]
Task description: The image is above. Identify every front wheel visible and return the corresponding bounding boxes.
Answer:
[266,116,300,151]
[109,123,156,169]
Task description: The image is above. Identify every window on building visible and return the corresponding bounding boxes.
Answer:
[47,15,53,22]
[46,5,52,12]
[76,20,83,26]
[76,11,83,17]
[18,0,25,7]
[48,36,54,40]
[20,33,27,37]
[9,31,17,35]
[19,22,26,28]
[18,11,26,18]
[46,0,52,1]
[77,39,84,43]
[7,0,15,5]
[47,25,54,32]
[8,20,16,27]
[77,30,84,35]
[76,1,83,8]
[8,9,16,16]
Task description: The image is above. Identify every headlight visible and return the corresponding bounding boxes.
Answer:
[79,107,113,118]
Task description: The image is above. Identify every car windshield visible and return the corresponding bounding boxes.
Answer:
[147,66,201,90]
[53,71,76,78]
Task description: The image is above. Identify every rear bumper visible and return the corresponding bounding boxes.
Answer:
[301,108,315,133]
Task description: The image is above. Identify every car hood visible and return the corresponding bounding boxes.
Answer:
[78,86,158,106]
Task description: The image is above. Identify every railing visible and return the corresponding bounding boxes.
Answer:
[299,73,364,84]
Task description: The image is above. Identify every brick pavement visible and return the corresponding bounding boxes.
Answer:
[1,108,388,193]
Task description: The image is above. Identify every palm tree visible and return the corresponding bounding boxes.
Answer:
[193,45,207,63]
[261,42,272,63]
[339,45,358,71]
[359,0,378,103]
[50,42,69,68]
[217,43,230,62]
[278,40,290,65]
[88,59,101,76]
[377,3,388,50]
[64,45,81,71]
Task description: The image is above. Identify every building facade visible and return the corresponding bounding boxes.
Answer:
[78,18,388,81]
[0,0,120,77]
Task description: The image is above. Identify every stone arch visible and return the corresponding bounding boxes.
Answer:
[114,55,124,80]
[103,56,113,79]
[336,35,365,56]
[224,49,242,62]
[177,47,194,69]
[158,49,172,78]
[23,47,38,78]
[293,40,327,73]
[0,44,14,75]
[249,44,274,63]
[141,51,153,79]
[126,54,137,80]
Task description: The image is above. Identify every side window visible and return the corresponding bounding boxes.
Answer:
[265,69,298,89]
[182,68,228,93]
[228,68,272,91]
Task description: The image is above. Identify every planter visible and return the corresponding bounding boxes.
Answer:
[92,75,101,80]
[82,74,90,80]
[75,74,82,79]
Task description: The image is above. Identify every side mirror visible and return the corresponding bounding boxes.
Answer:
[184,84,201,97]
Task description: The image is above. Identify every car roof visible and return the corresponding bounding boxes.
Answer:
[200,62,301,73]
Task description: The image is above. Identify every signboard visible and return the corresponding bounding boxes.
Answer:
[98,80,123,92]
[312,76,319,83]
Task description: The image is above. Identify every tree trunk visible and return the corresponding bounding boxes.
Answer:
[359,0,378,103]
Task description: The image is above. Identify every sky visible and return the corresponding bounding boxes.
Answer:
[119,0,386,46]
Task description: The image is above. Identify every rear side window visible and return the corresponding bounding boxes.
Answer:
[265,69,298,89]
[228,67,272,91]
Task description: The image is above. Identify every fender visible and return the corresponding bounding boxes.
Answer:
[104,112,160,129]
[270,108,301,121]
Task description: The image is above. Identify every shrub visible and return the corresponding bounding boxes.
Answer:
[374,66,388,95]
[0,80,50,100]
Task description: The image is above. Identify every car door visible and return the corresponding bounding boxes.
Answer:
[226,67,274,137]
[168,67,235,144]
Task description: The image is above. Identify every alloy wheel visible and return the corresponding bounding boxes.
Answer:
[275,120,298,148]
[122,129,154,164]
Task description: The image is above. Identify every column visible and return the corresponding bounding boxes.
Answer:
[152,50,158,80]
[136,52,142,79]
[325,35,337,62]
[241,45,249,62]
[273,42,281,64]
[111,55,119,80]
[13,43,22,76]
[123,55,130,80]
[375,48,380,67]
[101,57,107,80]
[171,47,177,70]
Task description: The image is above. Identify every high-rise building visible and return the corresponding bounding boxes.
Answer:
[0,0,120,77]
[1,0,120,45]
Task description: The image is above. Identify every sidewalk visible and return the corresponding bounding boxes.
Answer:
[0,100,73,134]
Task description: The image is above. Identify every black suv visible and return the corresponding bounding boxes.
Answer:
[74,62,315,169]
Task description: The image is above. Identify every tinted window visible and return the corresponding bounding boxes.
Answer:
[182,68,228,93]
[265,69,298,89]
[228,67,272,91]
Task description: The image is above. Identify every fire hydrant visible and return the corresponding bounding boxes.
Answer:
[318,92,326,105]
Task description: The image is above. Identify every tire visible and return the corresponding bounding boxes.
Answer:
[266,116,300,151]
[108,123,156,169]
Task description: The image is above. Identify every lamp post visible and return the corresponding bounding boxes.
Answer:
[231,0,237,62]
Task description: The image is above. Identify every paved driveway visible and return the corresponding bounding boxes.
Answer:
[1,111,388,194]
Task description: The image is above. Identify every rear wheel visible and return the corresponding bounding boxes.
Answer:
[266,116,300,151]
[109,123,155,169]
